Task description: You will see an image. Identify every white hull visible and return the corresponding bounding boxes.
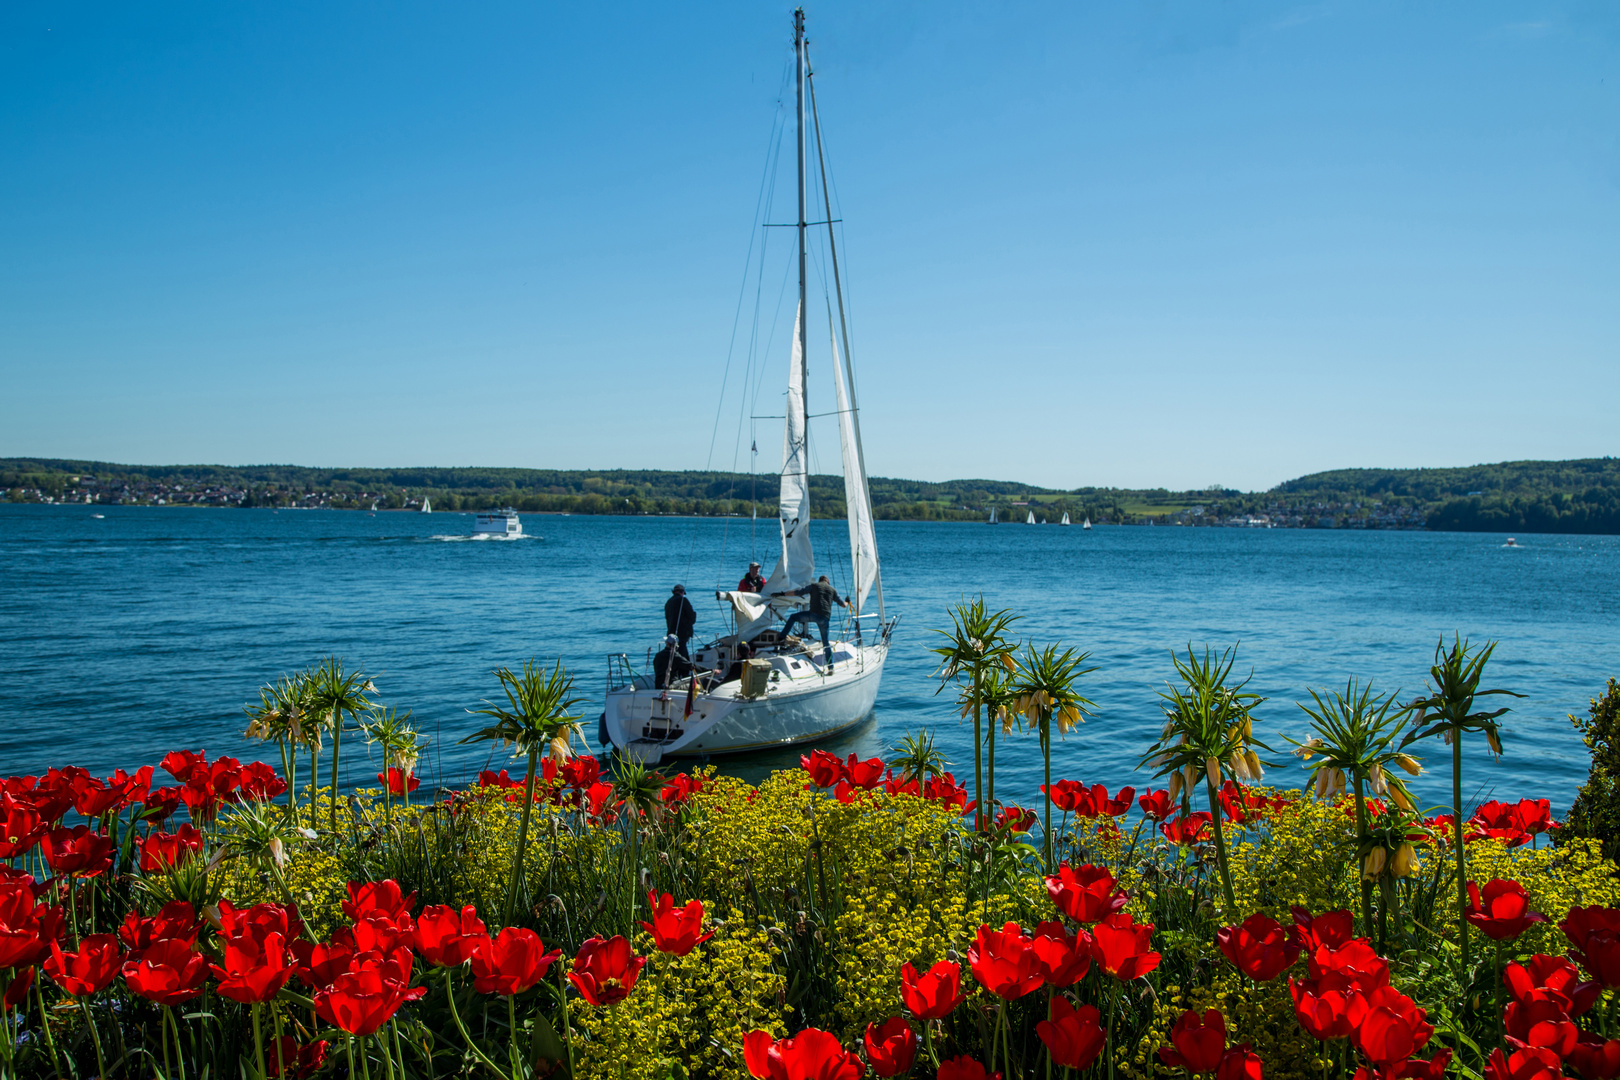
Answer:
[603,638,887,763]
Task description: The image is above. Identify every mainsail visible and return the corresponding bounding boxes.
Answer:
[764,302,814,595]
[831,329,880,615]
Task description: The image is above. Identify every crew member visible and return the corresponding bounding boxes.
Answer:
[653,633,692,689]
[665,584,697,657]
[719,640,753,683]
[773,574,848,669]
[737,561,766,593]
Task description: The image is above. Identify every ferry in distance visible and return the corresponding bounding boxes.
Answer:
[473,509,523,538]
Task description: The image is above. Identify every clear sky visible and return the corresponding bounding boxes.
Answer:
[2,1,1616,491]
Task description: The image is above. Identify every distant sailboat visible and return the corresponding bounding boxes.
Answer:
[1060,512,1071,527]
[1082,517,1092,530]
[421,498,432,514]
[988,506,999,524]
[1027,511,1036,525]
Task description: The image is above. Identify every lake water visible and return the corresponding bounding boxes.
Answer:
[2,504,1614,815]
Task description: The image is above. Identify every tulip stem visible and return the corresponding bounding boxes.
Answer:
[376,1030,395,1080]
[273,1008,287,1080]
[160,1003,173,1080]
[556,953,576,1078]
[34,979,59,1080]
[79,996,108,1080]
[444,970,512,1079]
[252,1003,268,1080]
[507,994,523,1080]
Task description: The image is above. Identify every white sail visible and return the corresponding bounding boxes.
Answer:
[831,329,879,613]
[1061,512,1070,526]
[765,302,814,595]
[1027,511,1036,525]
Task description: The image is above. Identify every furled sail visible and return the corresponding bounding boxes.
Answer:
[831,330,880,614]
[764,302,814,596]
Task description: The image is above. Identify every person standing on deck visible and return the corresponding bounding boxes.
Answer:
[665,584,697,658]
[773,575,848,670]
[737,562,766,593]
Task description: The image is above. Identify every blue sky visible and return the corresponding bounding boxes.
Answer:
[2,1,1616,491]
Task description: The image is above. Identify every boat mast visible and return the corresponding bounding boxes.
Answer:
[794,8,809,445]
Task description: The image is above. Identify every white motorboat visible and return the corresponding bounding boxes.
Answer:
[473,509,522,537]
[601,10,894,765]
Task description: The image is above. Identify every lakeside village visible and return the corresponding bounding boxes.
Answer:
[5,473,1432,530]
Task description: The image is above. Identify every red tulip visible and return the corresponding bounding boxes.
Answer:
[864,1017,918,1079]
[937,1057,1003,1080]
[267,1037,329,1080]
[1569,1033,1620,1080]
[343,880,416,923]
[470,927,561,996]
[414,904,487,968]
[1218,781,1269,826]
[1375,1051,1453,1080]
[1159,1009,1227,1074]
[0,882,58,968]
[1092,911,1162,981]
[568,935,645,1007]
[800,750,844,789]
[923,772,976,816]
[347,911,414,955]
[1468,880,1548,941]
[237,761,288,801]
[45,934,123,996]
[561,756,601,789]
[831,781,866,805]
[641,892,713,956]
[1306,939,1390,994]
[1038,998,1106,1070]
[160,750,207,784]
[968,922,1044,1000]
[123,937,210,1005]
[580,781,620,821]
[743,1027,863,1080]
[291,938,360,991]
[1161,812,1213,846]
[477,770,525,791]
[1290,907,1355,952]
[2,967,34,1010]
[1046,863,1128,925]
[143,786,183,823]
[882,771,921,797]
[314,963,427,1036]
[1515,799,1555,837]
[211,930,296,1004]
[1032,921,1092,986]
[1044,780,1091,813]
[1506,955,1601,1017]
[1216,1046,1263,1080]
[140,824,205,873]
[72,773,129,819]
[842,755,885,790]
[1290,979,1354,1041]
[1138,789,1175,821]
[376,768,419,796]
[1486,1047,1565,1080]
[0,799,44,859]
[1355,986,1433,1067]
[900,960,963,1020]
[216,900,306,943]
[43,824,115,877]
[120,900,201,950]
[1217,913,1301,982]
[995,806,1036,832]
[30,769,80,824]
[660,772,707,806]
[1563,908,1620,987]
[1504,998,1579,1058]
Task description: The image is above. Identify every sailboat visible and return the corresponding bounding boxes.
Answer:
[421,498,431,514]
[1027,511,1037,525]
[988,506,999,524]
[1060,512,1071,527]
[600,10,894,764]
[1082,517,1092,530]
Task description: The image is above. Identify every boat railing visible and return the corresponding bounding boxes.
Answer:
[605,654,642,694]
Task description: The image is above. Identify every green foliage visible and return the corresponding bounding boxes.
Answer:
[1561,678,1620,861]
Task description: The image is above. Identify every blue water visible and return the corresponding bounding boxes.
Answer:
[1,503,1614,815]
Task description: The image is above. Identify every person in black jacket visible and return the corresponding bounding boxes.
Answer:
[774,575,848,668]
[665,584,697,657]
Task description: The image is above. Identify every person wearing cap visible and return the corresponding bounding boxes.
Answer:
[665,584,697,658]
[653,632,692,689]
[737,562,766,593]
[773,574,848,669]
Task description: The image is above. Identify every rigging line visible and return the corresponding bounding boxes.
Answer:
[711,58,795,587]
[807,52,861,411]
